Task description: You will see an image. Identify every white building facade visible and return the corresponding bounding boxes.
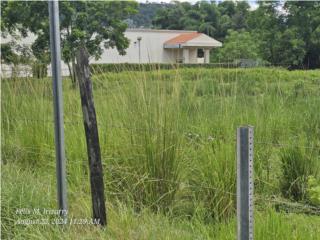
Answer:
[98,29,222,64]
[1,29,222,77]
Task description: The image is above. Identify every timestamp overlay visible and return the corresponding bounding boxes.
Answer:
[14,208,100,225]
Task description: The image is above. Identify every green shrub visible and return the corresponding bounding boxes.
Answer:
[307,176,320,206]
[280,147,318,201]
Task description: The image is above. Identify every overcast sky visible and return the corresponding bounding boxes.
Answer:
[136,0,259,10]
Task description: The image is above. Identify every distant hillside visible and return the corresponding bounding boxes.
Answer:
[128,3,169,28]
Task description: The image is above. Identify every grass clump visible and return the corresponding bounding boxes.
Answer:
[280,145,319,201]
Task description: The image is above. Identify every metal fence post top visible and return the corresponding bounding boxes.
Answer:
[238,125,254,129]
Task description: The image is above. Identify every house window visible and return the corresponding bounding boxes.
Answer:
[197,48,204,58]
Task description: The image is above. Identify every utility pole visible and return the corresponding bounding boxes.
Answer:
[48,0,67,220]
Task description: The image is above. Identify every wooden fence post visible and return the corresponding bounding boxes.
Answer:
[75,46,107,226]
[237,126,254,240]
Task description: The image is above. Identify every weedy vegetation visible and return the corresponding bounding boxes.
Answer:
[1,67,320,239]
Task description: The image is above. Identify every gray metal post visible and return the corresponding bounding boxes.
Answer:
[137,36,142,63]
[48,0,67,219]
[237,126,254,240]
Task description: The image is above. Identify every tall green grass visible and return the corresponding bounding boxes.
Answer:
[280,145,319,201]
[2,67,320,239]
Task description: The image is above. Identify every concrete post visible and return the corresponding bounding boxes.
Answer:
[204,49,210,63]
[183,48,189,63]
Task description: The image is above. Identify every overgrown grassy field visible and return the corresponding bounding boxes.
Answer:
[2,67,320,239]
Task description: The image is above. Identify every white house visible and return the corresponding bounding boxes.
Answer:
[97,29,222,64]
[1,29,222,77]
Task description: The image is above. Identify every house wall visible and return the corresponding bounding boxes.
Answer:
[1,29,211,77]
[175,48,183,62]
[1,64,33,78]
[189,48,198,63]
[1,32,70,77]
[95,29,195,64]
[167,49,181,63]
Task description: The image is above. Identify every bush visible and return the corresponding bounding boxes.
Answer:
[280,147,318,201]
[307,176,320,206]
[211,30,262,63]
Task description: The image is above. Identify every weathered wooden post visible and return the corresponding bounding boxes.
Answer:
[75,46,107,226]
[237,126,254,240]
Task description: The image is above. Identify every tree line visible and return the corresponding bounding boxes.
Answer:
[151,1,320,69]
[1,1,319,75]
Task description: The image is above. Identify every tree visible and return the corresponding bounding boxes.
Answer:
[212,30,261,63]
[1,42,17,64]
[197,1,220,37]
[0,39,33,78]
[1,1,33,74]
[278,28,306,67]
[150,0,319,68]
[247,1,285,65]
[284,1,320,68]
[231,1,250,30]
[129,3,166,28]
[2,1,138,84]
[218,1,236,17]
[247,1,316,68]
[152,1,190,30]
[152,1,249,41]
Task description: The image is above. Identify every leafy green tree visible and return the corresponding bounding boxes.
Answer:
[247,1,316,68]
[212,30,261,62]
[152,1,250,41]
[0,38,33,77]
[216,14,232,40]
[218,1,236,17]
[1,43,17,64]
[197,1,220,37]
[247,2,284,65]
[231,1,250,30]
[278,28,306,66]
[284,1,320,68]
[150,0,318,68]
[129,3,166,28]
[2,1,138,84]
[152,1,190,30]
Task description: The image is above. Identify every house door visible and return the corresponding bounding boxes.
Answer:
[197,48,205,63]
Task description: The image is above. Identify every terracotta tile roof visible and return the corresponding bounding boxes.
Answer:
[164,32,202,44]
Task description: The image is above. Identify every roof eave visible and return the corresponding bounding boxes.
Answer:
[182,42,222,47]
[163,44,182,49]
